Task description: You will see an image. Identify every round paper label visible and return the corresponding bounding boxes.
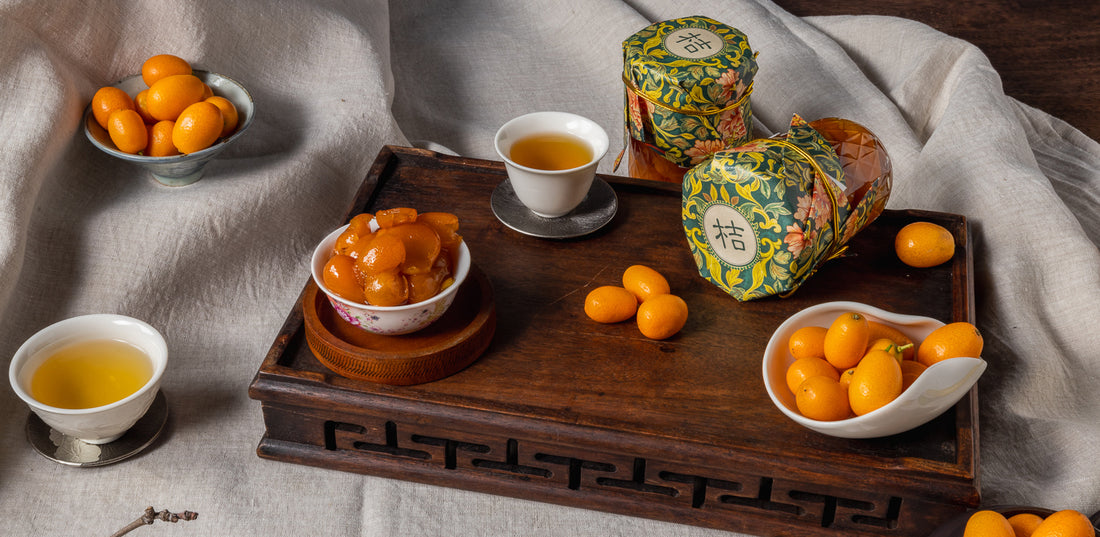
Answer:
[701,202,757,267]
[663,27,725,60]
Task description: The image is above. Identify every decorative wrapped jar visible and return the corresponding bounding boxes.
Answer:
[682,115,892,301]
[620,16,758,183]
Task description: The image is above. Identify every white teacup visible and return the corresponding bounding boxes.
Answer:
[494,111,609,218]
[8,314,168,444]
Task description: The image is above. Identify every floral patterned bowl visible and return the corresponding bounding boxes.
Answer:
[762,301,986,439]
[310,223,470,336]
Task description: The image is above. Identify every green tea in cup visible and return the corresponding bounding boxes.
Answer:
[9,314,168,444]
[508,132,594,171]
[494,111,609,218]
[29,339,153,409]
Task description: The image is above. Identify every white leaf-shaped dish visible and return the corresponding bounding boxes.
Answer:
[762,301,986,439]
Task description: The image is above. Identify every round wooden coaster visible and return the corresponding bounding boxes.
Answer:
[303,264,496,385]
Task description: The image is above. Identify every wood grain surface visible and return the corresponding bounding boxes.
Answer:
[774,0,1100,141]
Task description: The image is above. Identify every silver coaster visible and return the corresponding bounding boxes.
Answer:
[491,177,617,239]
[25,390,168,467]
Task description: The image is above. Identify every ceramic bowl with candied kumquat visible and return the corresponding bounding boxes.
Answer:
[762,301,986,439]
[83,70,254,187]
[310,209,471,336]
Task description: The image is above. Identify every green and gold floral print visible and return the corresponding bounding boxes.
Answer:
[623,16,758,170]
[682,115,891,301]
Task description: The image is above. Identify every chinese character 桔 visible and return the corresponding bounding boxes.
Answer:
[712,218,746,251]
[676,31,715,54]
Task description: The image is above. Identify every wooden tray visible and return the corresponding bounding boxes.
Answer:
[249,145,979,537]
[302,265,496,385]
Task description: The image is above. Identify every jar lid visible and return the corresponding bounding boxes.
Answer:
[623,16,758,114]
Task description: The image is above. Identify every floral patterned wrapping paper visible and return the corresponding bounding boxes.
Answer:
[681,115,891,301]
[621,16,758,181]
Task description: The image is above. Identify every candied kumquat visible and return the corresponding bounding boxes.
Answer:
[375,207,418,229]
[417,212,462,250]
[347,213,374,235]
[354,233,406,275]
[362,268,409,307]
[383,223,441,275]
[335,213,376,256]
[407,255,452,304]
[323,254,366,303]
[336,228,368,257]
[324,209,465,307]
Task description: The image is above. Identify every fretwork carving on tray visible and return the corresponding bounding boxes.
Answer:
[322,417,906,531]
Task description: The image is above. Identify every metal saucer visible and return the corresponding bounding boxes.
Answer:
[25,390,168,467]
[490,177,617,239]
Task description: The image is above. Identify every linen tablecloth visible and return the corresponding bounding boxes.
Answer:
[2,1,1098,535]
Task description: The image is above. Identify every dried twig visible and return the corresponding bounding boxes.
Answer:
[109,507,198,537]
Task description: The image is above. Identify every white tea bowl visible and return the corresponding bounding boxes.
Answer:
[311,222,471,336]
[494,111,609,218]
[83,70,255,187]
[9,314,168,444]
[763,301,986,439]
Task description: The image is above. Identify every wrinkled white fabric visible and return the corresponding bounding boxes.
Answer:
[1,1,1097,535]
